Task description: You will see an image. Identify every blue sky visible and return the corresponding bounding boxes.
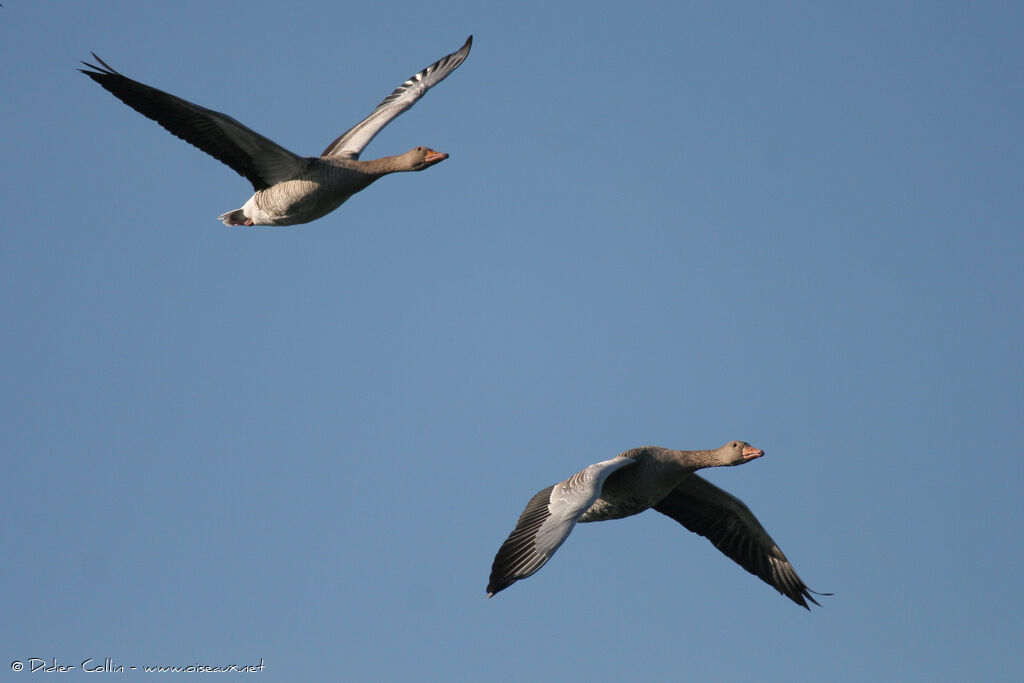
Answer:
[2,1,1022,681]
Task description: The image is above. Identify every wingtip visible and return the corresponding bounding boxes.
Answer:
[80,52,117,75]
[799,588,831,610]
[80,53,99,72]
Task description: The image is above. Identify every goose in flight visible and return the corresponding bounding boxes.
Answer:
[80,36,472,226]
[487,441,827,609]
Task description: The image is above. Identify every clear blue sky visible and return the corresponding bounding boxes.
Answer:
[2,2,1022,681]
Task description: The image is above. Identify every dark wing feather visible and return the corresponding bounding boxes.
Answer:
[487,485,557,596]
[80,54,308,190]
[653,474,827,609]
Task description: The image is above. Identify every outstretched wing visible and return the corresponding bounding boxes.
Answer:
[654,474,826,609]
[321,36,472,159]
[487,456,635,597]
[81,54,309,190]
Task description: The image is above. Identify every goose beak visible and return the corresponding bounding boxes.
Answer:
[742,446,764,461]
[424,149,449,165]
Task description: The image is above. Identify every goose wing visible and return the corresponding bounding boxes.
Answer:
[321,36,472,160]
[487,456,635,597]
[653,474,825,609]
[81,54,309,191]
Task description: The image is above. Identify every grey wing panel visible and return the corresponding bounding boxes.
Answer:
[486,456,634,597]
[487,484,558,596]
[321,36,472,159]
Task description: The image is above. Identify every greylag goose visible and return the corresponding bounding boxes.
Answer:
[487,441,827,609]
[80,36,472,226]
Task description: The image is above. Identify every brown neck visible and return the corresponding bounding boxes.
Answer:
[675,448,720,469]
[355,154,418,176]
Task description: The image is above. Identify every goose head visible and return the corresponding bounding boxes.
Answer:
[718,440,764,466]
[402,146,449,171]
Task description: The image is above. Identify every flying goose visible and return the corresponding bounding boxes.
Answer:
[487,441,827,609]
[80,36,472,226]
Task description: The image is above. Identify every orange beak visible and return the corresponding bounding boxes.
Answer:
[424,149,449,164]
[742,446,764,461]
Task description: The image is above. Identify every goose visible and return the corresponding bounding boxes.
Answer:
[487,441,828,609]
[80,36,472,226]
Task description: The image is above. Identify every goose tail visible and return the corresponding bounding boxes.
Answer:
[218,208,249,226]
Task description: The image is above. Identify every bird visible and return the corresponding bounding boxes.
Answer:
[487,441,828,608]
[80,36,472,226]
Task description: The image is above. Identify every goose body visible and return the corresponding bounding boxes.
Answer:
[80,36,472,226]
[487,442,826,609]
